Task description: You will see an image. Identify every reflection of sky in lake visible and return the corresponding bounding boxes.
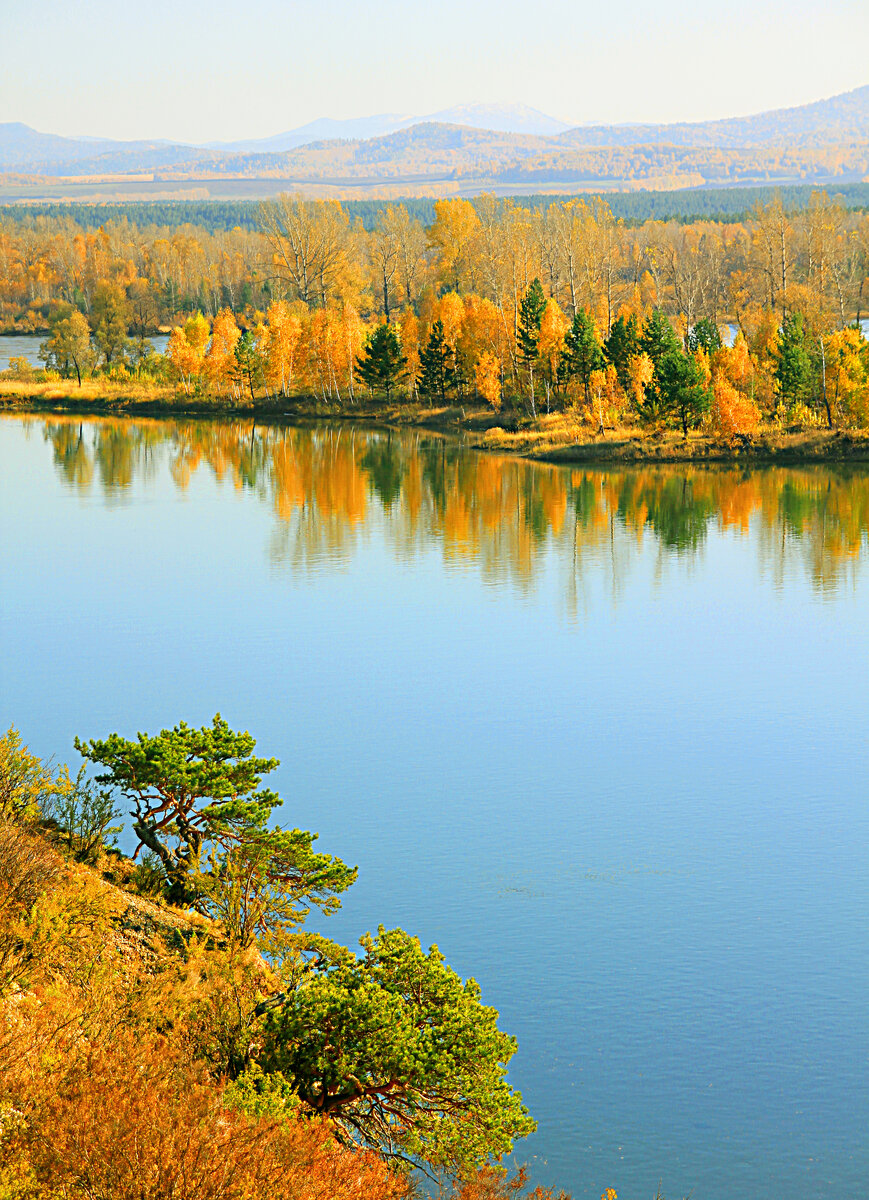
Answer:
[2,415,868,1200]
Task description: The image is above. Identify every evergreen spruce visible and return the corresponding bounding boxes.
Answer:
[234,329,264,403]
[417,319,456,403]
[355,322,406,403]
[639,308,681,368]
[518,278,547,366]
[656,349,712,436]
[603,313,639,392]
[636,308,683,417]
[562,308,604,404]
[687,317,722,355]
[773,311,813,408]
[517,278,547,412]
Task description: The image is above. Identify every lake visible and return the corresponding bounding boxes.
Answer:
[1,415,867,1200]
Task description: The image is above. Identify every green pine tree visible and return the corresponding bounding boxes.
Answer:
[234,329,264,403]
[603,313,639,393]
[687,317,722,355]
[356,322,407,403]
[656,349,712,436]
[517,278,547,413]
[562,308,604,404]
[261,926,536,1174]
[772,311,813,409]
[75,715,356,911]
[417,319,456,403]
[639,308,681,368]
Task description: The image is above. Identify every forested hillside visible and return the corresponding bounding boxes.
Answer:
[557,85,869,148]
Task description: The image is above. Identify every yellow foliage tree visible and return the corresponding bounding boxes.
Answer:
[710,370,761,439]
[475,351,502,411]
[205,309,241,399]
[399,307,421,402]
[167,313,209,397]
[308,308,343,403]
[823,327,869,427]
[340,303,365,404]
[588,364,623,432]
[428,200,481,293]
[263,301,304,397]
[436,292,466,351]
[629,352,655,410]
[460,295,509,394]
[538,299,568,401]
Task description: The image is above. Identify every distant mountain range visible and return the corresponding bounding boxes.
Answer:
[0,124,207,173]
[0,104,574,170]
[1,88,867,202]
[206,104,572,152]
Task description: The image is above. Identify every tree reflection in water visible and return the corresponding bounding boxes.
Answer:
[21,413,869,598]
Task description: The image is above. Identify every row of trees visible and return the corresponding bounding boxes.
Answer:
[153,289,867,436]
[15,184,869,238]
[26,274,867,436]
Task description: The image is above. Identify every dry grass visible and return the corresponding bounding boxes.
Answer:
[470,416,869,464]
[0,378,177,405]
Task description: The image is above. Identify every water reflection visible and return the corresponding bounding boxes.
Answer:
[14,414,869,594]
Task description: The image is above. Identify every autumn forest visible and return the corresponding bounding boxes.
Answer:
[2,190,869,442]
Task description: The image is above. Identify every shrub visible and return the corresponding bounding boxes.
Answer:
[41,767,123,865]
[710,373,761,440]
[1,1029,407,1200]
[0,822,63,991]
[452,1165,573,1200]
[129,850,169,898]
[5,357,35,381]
[0,728,61,823]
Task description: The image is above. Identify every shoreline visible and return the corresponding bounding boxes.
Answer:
[4,386,869,466]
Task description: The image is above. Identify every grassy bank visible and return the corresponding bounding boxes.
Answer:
[472,412,869,464]
[0,378,177,406]
[5,379,869,465]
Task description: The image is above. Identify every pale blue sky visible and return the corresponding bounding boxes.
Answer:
[3,0,867,142]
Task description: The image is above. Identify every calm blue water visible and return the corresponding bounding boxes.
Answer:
[1,416,868,1200]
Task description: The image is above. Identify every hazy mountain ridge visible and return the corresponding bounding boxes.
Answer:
[0,123,210,171]
[206,103,570,152]
[207,114,415,153]
[558,85,869,148]
[1,88,867,198]
[0,103,570,171]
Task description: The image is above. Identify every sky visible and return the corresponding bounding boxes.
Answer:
[3,0,868,143]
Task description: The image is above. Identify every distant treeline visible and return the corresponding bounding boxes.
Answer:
[3,182,869,234]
